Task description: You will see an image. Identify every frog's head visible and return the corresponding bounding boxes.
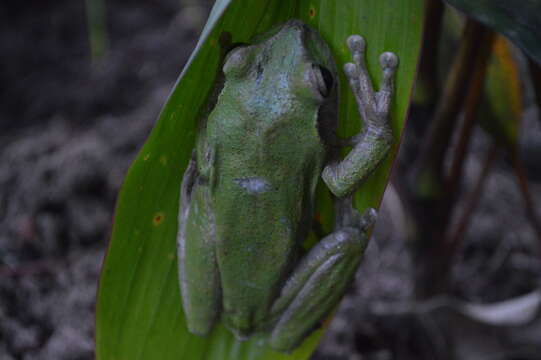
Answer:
[222,20,338,128]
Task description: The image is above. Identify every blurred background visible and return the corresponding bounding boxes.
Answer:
[1,1,541,359]
[0,1,212,358]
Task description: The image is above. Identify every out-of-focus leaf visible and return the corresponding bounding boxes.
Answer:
[96,0,424,359]
[444,0,541,65]
[85,0,108,60]
[480,36,522,148]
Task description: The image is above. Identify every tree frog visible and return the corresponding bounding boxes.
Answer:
[177,20,397,352]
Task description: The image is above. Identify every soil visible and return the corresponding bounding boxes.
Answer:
[1,2,540,359]
[0,1,211,358]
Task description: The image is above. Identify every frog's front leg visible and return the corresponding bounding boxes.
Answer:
[267,199,376,352]
[322,35,398,197]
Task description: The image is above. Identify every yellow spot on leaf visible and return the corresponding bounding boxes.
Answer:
[143,153,150,161]
[169,110,179,121]
[308,5,316,18]
[159,155,168,166]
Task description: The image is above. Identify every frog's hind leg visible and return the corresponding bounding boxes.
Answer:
[177,156,221,335]
[268,198,376,352]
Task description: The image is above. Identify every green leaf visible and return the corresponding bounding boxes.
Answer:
[96,1,424,359]
[444,0,541,65]
[480,36,523,148]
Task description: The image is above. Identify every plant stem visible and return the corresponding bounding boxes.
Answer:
[408,19,494,298]
[412,20,485,195]
[529,58,541,124]
[416,0,445,105]
[446,142,498,257]
[442,29,495,231]
[85,0,109,61]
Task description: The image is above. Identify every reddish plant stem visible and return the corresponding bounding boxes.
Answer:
[431,29,494,293]
[417,0,444,104]
[409,20,494,298]
[446,142,498,256]
[529,58,541,123]
[412,20,485,187]
[441,30,495,234]
[412,20,478,186]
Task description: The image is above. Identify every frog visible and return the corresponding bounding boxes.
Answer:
[177,19,397,352]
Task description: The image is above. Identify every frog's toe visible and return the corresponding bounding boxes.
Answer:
[344,34,378,113]
[346,34,369,77]
[343,62,358,79]
[343,62,361,95]
[359,208,377,232]
[379,52,398,71]
[376,52,398,114]
[347,34,366,55]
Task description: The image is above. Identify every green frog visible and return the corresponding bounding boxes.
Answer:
[177,19,397,352]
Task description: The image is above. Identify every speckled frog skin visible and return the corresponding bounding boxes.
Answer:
[177,20,397,352]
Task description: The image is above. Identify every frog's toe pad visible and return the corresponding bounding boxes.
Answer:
[343,62,358,79]
[379,52,398,71]
[347,35,366,53]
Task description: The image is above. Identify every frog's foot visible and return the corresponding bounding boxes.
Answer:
[334,196,376,231]
[344,35,398,130]
[321,36,398,198]
[267,207,374,352]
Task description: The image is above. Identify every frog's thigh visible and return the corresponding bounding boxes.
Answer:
[178,166,220,335]
[268,227,365,352]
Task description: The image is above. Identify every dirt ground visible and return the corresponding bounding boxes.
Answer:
[1,2,540,359]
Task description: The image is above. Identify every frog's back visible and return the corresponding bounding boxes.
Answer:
[205,104,325,333]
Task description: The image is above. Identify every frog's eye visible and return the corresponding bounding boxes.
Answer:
[311,64,334,98]
[223,46,251,75]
